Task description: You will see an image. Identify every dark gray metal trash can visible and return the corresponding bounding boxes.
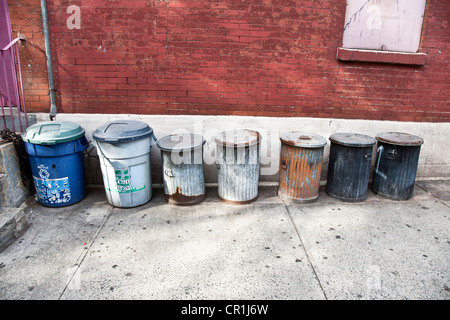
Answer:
[215,129,261,204]
[325,132,376,202]
[157,133,206,205]
[371,132,424,200]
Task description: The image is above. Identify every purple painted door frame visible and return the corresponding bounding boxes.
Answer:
[0,0,27,131]
[0,0,18,106]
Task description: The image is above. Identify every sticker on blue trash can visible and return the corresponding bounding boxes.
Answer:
[33,165,72,204]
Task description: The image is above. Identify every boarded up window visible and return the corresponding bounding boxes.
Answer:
[342,0,427,53]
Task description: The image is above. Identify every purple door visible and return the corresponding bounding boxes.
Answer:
[0,0,19,107]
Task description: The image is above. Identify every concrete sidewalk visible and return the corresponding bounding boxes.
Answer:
[0,181,449,300]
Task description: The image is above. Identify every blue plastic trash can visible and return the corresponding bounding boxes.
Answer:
[21,121,89,207]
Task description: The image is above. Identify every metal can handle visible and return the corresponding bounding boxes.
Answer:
[281,159,287,170]
[165,169,174,177]
[150,132,157,146]
[386,149,397,160]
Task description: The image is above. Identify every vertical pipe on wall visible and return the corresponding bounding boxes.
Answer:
[40,0,57,120]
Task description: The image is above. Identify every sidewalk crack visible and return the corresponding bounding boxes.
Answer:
[58,206,114,299]
[416,183,450,209]
[281,202,328,300]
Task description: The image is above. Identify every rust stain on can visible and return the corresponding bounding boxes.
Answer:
[278,132,326,203]
[165,186,206,206]
[158,133,206,206]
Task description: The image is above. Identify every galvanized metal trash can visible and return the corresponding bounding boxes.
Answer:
[157,133,206,206]
[371,132,424,200]
[325,132,376,202]
[93,120,157,208]
[215,129,261,204]
[22,121,88,207]
[278,132,327,203]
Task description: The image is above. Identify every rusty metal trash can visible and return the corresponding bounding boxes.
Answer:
[278,132,327,203]
[371,132,424,200]
[325,133,376,202]
[157,133,206,205]
[215,129,261,204]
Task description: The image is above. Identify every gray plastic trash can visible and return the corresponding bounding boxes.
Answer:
[93,120,157,208]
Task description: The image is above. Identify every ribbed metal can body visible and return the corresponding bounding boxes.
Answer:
[325,133,376,202]
[158,133,206,206]
[326,144,374,202]
[216,144,261,204]
[278,142,325,203]
[161,148,206,205]
[371,132,423,201]
[371,143,422,200]
[215,129,261,204]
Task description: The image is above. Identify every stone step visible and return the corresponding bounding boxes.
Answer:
[0,140,33,252]
[0,207,28,253]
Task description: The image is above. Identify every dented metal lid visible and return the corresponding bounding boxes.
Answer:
[215,129,261,147]
[329,132,376,147]
[280,132,327,148]
[157,133,205,152]
[376,132,424,146]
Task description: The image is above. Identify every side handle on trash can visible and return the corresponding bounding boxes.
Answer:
[78,136,89,151]
[386,149,397,160]
[165,169,174,178]
[150,132,157,146]
[280,159,287,170]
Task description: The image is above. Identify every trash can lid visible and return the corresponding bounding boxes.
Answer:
[215,129,261,147]
[157,133,206,152]
[280,132,327,148]
[21,121,85,145]
[93,120,153,143]
[329,132,376,147]
[376,132,424,146]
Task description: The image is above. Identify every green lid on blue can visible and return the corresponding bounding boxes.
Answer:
[21,121,86,145]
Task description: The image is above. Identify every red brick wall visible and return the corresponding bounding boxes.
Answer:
[8,0,450,122]
[7,0,50,113]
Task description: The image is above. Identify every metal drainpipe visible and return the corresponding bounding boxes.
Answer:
[40,0,57,120]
